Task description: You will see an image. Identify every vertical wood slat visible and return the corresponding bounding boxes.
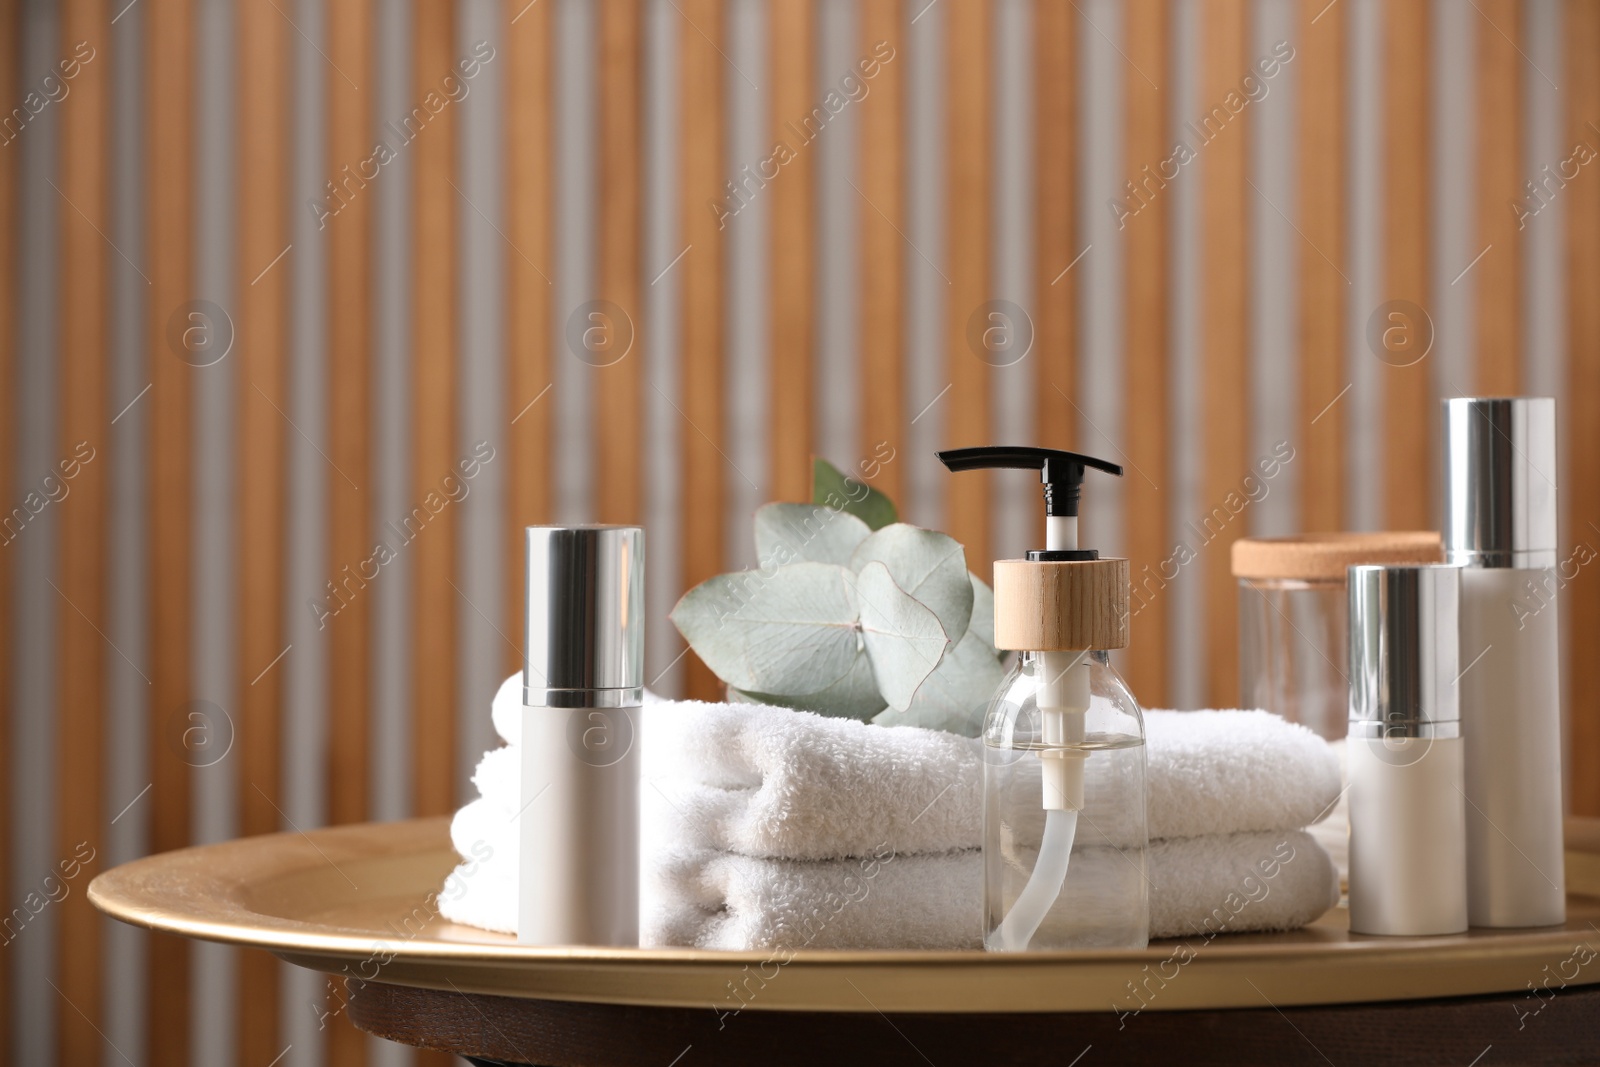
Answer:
[146,0,195,1058]
[1121,0,1167,706]
[325,2,372,1060]
[1201,0,1249,709]
[1299,0,1346,533]
[55,3,111,1063]
[325,0,373,832]
[1382,0,1431,529]
[1568,0,1600,816]
[1033,0,1075,453]
[413,0,459,814]
[506,0,554,676]
[1476,0,1522,396]
[235,0,292,1058]
[769,0,814,503]
[680,0,726,700]
[945,0,990,567]
[597,0,644,524]
[858,0,904,506]
[0,0,13,1053]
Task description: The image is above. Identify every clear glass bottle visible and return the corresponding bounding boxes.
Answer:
[983,650,1148,951]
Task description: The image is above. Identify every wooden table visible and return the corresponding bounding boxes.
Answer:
[89,818,1600,1067]
[349,981,1600,1066]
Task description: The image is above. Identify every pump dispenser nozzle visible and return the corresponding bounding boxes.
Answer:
[937,446,1123,555]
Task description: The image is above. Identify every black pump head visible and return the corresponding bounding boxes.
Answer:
[936,446,1123,518]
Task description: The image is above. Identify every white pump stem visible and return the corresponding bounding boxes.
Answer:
[1038,651,1089,810]
[1045,515,1078,553]
[1040,505,1087,811]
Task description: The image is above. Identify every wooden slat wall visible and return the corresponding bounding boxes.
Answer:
[597,0,644,525]
[1477,0,1522,396]
[769,0,814,505]
[1299,0,1346,534]
[1382,0,1432,529]
[325,0,373,828]
[235,0,291,1059]
[0,0,12,1053]
[412,0,459,817]
[679,0,725,701]
[506,0,554,675]
[944,0,990,567]
[859,0,904,504]
[145,0,195,1060]
[1122,0,1168,707]
[54,3,110,1064]
[1569,0,1600,816]
[1200,0,1249,709]
[14,4,1600,1065]
[1033,0,1074,455]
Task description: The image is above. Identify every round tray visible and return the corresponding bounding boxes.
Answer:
[89,816,1600,1014]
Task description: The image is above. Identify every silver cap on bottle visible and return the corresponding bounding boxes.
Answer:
[524,526,645,708]
[1442,396,1558,569]
[1348,564,1461,739]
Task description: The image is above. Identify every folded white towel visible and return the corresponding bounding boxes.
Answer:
[1306,738,1350,883]
[451,678,1343,948]
[479,682,1341,857]
[440,801,1338,947]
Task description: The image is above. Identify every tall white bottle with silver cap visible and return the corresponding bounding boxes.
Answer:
[1346,564,1468,937]
[519,525,645,946]
[1444,397,1566,928]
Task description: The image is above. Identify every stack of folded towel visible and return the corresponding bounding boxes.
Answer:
[441,674,1343,949]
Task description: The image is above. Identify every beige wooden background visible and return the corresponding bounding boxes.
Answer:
[3,0,1599,1064]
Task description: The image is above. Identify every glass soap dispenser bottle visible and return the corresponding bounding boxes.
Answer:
[939,447,1149,951]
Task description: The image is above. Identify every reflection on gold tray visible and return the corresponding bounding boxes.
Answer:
[89,816,1600,1014]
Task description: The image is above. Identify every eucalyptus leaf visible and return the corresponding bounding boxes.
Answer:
[967,572,998,652]
[850,524,974,647]
[872,627,1005,737]
[669,562,860,696]
[812,457,898,530]
[752,502,872,568]
[852,561,949,712]
[731,651,887,721]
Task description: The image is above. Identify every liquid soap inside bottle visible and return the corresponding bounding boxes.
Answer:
[983,650,1149,951]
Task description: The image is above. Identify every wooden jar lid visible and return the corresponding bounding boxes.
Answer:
[992,558,1130,651]
[1230,531,1443,582]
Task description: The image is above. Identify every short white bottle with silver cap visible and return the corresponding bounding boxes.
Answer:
[519,525,645,946]
[1443,397,1565,928]
[1346,564,1468,937]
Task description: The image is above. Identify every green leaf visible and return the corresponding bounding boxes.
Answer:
[872,627,1005,737]
[967,572,998,652]
[731,650,886,721]
[812,457,898,530]
[852,561,949,712]
[752,502,872,568]
[669,562,861,696]
[850,524,974,647]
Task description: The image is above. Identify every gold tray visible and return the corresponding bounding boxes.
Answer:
[89,816,1600,1014]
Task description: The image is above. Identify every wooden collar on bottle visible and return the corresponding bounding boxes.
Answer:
[992,558,1130,651]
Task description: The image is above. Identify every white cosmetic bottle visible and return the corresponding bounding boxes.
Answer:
[1444,397,1566,928]
[518,526,645,946]
[1346,564,1468,937]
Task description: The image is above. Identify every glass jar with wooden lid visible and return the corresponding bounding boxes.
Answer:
[1232,532,1443,740]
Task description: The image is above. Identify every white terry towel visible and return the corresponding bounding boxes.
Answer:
[483,675,1342,857]
[440,798,1338,947]
[1306,737,1350,883]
